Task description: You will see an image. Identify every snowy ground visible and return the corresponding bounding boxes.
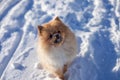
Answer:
[0,0,120,80]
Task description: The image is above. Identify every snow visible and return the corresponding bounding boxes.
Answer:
[0,0,120,80]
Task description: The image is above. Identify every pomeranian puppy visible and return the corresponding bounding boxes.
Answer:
[37,16,77,80]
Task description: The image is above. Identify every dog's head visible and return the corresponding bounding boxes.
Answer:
[38,17,68,47]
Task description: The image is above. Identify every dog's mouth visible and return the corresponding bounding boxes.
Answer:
[52,33,62,44]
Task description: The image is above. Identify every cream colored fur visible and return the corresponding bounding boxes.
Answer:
[37,16,77,80]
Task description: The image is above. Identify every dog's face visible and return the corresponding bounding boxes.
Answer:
[38,17,67,47]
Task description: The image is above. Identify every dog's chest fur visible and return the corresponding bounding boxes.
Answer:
[38,42,75,69]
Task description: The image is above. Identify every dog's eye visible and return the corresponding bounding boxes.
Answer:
[58,31,60,33]
[49,34,53,39]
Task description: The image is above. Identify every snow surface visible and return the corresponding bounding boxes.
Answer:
[0,0,120,80]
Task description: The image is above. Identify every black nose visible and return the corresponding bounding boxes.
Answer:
[53,33,62,43]
[55,34,60,39]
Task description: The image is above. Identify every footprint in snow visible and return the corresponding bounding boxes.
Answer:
[12,63,26,70]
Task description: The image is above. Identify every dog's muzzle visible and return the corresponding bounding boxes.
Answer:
[53,33,62,44]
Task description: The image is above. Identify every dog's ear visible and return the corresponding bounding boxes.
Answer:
[54,16,61,21]
[38,25,43,35]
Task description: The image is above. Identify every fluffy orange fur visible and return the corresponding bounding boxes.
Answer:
[37,17,77,80]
